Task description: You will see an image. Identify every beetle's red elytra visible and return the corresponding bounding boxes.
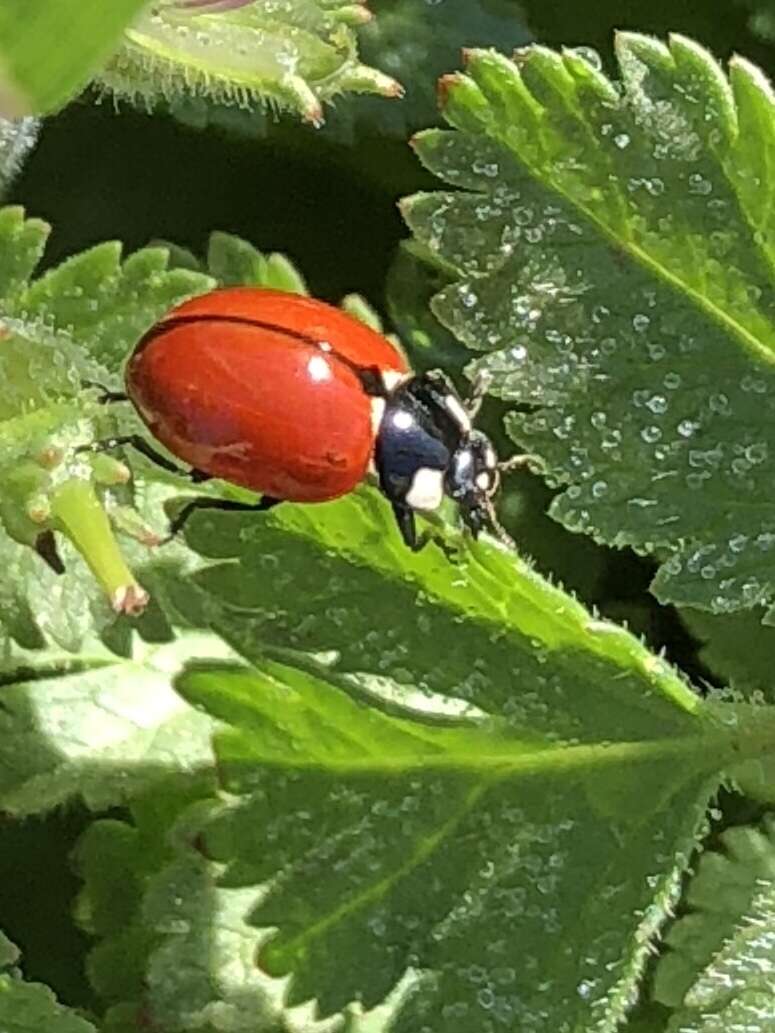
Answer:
[126,288,408,502]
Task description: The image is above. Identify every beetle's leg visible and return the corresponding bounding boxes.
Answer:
[356,366,394,398]
[81,379,129,404]
[77,435,210,484]
[463,369,493,419]
[391,502,419,550]
[390,502,460,559]
[165,495,280,541]
[34,530,65,574]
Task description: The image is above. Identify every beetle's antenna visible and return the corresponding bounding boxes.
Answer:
[498,452,534,474]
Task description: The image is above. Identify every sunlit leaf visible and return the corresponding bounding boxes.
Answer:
[403,35,775,619]
[0,0,147,116]
[99,0,403,127]
[85,489,773,1033]
[0,206,211,646]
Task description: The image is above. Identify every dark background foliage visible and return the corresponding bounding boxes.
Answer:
[2,0,772,1014]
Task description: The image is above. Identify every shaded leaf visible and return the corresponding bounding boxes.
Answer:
[654,817,775,1033]
[0,934,96,1033]
[345,0,531,136]
[0,631,226,815]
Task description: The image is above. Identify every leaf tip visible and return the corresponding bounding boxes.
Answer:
[383,76,405,99]
[729,51,775,103]
[301,99,325,128]
[436,72,465,110]
[111,582,150,617]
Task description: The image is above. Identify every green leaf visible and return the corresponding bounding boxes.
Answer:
[681,606,775,700]
[0,931,18,968]
[0,0,148,116]
[654,817,775,1033]
[75,801,396,1031]
[0,206,212,645]
[5,238,213,369]
[403,36,775,619]
[0,936,96,1033]
[98,0,403,128]
[98,489,771,1033]
[0,631,226,815]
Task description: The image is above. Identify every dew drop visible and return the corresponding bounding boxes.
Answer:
[708,393,729,414]
[477,988,495,1009]
[745,442,767,463]
[632,314,650,332]
[646,394,667,414]
[687,172,712,195]
[677,419,698,438]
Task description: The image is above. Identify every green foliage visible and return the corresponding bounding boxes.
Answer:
[1,191,774,1029]
[0,206,210,646]
[0,0,147,116]
[404,34,775,621]
[0,117,39,194]
[70,479,775,1033]
[0,933,96,1033]
[0,632,222,815]
[654,817,775,1031]
[4,11,775,1033]
[99,0,403,127]
[344,0,531,135]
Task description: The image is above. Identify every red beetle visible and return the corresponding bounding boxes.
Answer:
[88,287,506,551]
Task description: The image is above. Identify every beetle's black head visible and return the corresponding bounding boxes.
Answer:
[371,369,512,551]
[446,429,500,538]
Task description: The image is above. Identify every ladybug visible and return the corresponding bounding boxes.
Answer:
[88,287,512,551]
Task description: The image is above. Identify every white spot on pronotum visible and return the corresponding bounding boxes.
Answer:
[307,355,331,382]
[406,467,445,512]
[476,471,491,491]
[381,370,410,393]
[392,410,414,431]
[444,393,472,432]
[485,446,497,469]
[370,397,386,437]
